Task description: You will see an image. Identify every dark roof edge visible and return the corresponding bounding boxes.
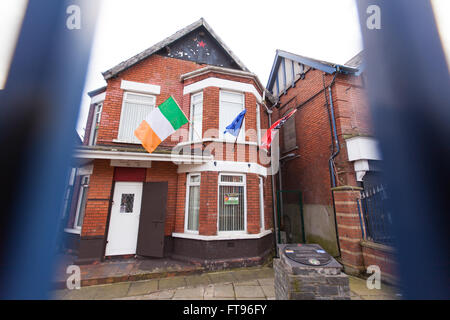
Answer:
[87,86,107,97]
[266,49,361,89]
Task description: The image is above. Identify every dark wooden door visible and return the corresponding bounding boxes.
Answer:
[136,182,168,257]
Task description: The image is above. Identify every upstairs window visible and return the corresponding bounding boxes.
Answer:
[219,91,245,142]
[282,109,297,152]
[118,92,156,143]
[89,103,102,146]
[190,92,203,141]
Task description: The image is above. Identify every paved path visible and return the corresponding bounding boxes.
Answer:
[52,267,401,300]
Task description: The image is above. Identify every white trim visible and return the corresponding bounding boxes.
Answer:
[120,80,161,95]
[189,91,203,141]
[183,77,262,103]
[217,173,247,234]
[180,66,265,93]
[259,176,265,231]
[91,92,105,105]
[345,136,381,161]
[64,228,81,235]
[184,173,201,234]
[73,175,89,230]
[74,148,213,164]
[177,160,268,177]
[172,229,272,241]
[256,103,261,146]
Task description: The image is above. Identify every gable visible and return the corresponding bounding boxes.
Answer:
[156,26,241,70]
[102,18,248,80]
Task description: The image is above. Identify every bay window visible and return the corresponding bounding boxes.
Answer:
[218,173,246,232]
[117,92,156,143]
[89,103,102,146]
[219,91,245,142]
[74,175,89,230]
[185,173,201,232]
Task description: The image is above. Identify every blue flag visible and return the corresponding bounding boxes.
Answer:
[224,109,246,137]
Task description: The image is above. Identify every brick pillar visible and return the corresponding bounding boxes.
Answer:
[331,186,365,275]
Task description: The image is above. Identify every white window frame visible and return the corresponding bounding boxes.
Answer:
[217,173,247,235]
[89,102,103,146]
[189,92,203,142]
[117,91,156,143]
[73,175,90,231]
[219,90,245,142]
[259,176,265,231]
[256,103,261,146]
[184,173,201,234]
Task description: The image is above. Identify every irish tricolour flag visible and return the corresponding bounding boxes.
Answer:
[134,96,188,153]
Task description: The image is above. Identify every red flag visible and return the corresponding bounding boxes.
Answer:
[261,109,297,150]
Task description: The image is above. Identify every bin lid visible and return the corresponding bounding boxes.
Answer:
[283,244,332,266]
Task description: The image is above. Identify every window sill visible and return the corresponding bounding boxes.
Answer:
[112,139,141,145]
[172,229,272,241]
[64,228,81,235]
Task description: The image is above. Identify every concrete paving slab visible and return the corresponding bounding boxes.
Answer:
[185,274,211,287]
[234,280,260,286]
[258,278,274,286]
[261,285,275,298]
[207,272,236,284]
[158,276,187,290]
[173,287,205,299]
[141,289,175,300]
[93,283,131,300]
[213,284,235,298]
[127,279,158,296]
[232,269,260,282]
[62,286,99,300]
[234,285,265,298]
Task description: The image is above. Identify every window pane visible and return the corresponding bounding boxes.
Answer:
[120,193,135,213]
[187,185,200,231]
[221,175,243,183]
[219,185,244,231]
[76,186,88,228]
[190,175,200,183]
[118,93,155,142]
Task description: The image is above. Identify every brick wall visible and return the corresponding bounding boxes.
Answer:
[81,159,114,237]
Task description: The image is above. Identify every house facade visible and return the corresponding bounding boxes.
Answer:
[266,50,396,282]
[64,19,275,268]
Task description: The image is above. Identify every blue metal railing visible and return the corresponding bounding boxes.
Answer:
[357,185,394,245]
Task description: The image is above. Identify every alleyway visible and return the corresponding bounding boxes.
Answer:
[52,267,400,300]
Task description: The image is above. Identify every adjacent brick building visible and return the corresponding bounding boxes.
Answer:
[64,19,275,268]
[266,50,397,283]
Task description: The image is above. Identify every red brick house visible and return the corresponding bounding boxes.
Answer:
[266,50,396,283]
[65,19,275,267]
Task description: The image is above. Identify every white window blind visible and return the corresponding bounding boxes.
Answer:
[118,92,156,143]
[219,91,245,142]
[218,174,246,232]
[190,92,203,141]
[256,103,261,145]
[186,174,201,232]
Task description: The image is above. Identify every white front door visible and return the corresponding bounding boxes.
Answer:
[105,182,143,256]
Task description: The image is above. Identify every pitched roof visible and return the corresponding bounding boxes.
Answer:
[102,18,249,80]
[344,51,364,69]
[266,49,360,91]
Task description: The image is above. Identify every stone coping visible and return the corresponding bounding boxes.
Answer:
[331,185,363,191]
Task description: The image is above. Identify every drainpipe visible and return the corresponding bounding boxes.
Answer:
[323,71,342,257]
[261,92,280,255]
